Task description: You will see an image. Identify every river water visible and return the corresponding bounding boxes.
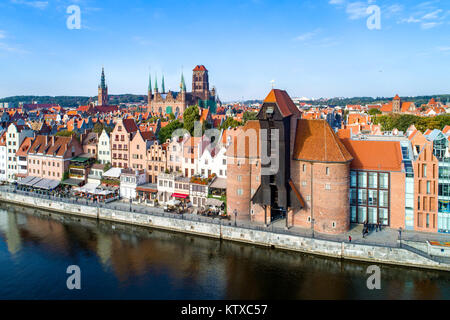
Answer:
[0,202,448,300]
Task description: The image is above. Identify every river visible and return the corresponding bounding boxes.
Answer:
[0,202,448,299]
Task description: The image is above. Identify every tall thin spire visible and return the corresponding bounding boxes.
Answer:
[180,72,186,92]
[154,73,158,92]
[161,75,165,94]
[100,67,106,89]
[148,71,152,93]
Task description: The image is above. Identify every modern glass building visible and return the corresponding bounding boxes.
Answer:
[426,129,450,233]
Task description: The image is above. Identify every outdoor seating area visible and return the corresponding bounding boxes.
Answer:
[73,182,118,203]
[17,176,60,191]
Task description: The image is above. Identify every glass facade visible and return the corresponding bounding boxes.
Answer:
[432,131,450,233]
[350,170,390,226]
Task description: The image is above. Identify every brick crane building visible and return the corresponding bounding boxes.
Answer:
[226,89,353,234]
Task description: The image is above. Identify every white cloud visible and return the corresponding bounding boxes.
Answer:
[0,31,5,39]
[329,0,345,5]
[0,42,29,54]
[346,2,369,20]
[422,9,443,19]
[294,29,320,41]
[10,0,48,9]
[401,16,421,23]
[421,21,442,29]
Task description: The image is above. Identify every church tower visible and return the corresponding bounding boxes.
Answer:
[392,94,401,113]
[192,65,209,100]
[98,67,108,106]
[147,72,152,107]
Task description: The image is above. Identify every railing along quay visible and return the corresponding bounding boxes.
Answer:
[0,185,448,264]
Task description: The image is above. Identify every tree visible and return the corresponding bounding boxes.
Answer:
[103,162,111,172]
[168,113,175,120]
[55,130,74,137]
[93,122,112,134]
[183,105,200,136]
[243,111,257,123]
[220,117,241,130]
[158,120,184,143]
[93,123,104,134]
[368,108,382,116]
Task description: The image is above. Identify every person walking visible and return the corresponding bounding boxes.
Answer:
[349,235,352,243]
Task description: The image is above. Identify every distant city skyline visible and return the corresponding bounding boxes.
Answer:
[0,0,450,100]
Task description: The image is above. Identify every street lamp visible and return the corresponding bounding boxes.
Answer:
[233,209,237,227]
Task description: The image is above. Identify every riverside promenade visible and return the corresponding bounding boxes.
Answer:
[0,185,449,271]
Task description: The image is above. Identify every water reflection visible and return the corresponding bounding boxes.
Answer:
[0,202,448,300]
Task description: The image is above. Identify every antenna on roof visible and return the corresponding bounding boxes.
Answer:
[270,80,275,89]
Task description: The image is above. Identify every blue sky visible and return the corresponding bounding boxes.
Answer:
[0,0,449,101]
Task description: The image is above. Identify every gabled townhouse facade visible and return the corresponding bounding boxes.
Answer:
[0,131,7,181]
[111,119,138,169]
[146,141,168,184]
[6,123,34,182]
[166,136,184,174]
[130,130,156,176]
[16,137,33,179]
[27,135,83,181]
[197,130,229,179]
[97,129,111,165]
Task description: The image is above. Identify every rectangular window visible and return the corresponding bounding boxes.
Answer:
[358,207,367,223]
[368,172,377,188]
[368,190,378,206]
[379,208,388,226]
[427,181,431,194]
[358,189,367,205]
[379,173,388,189]
[358,172,367,188]
[423,164,427,177]
[350,206,357,223]
[350,171,357,187]
[368,207,377,224]
[379,190,388,207]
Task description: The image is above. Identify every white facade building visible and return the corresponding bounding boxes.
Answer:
[0,131,7,181]
[120,169,146,199]
[97,129,111,165]
[6,123,33,182]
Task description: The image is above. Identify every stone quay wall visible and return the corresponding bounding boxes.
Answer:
[0,191,448,272]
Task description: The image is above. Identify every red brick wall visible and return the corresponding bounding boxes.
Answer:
[290,160,350,234]
[390,171,406,229]
[413,143,439,232]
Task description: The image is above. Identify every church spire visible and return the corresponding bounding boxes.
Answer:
[154,74,158,93]
[180,72,186,92]
[148,72,152,93]
[99,67,106,89]
[162,75,165,94]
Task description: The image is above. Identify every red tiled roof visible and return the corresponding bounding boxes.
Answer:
[193,65,207,71]
[263,89,301,118]
[16,137,33,157]
[293,120,353,163]
[123,119,138,133]
[29,135,75,157]
[341,139,403,171]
